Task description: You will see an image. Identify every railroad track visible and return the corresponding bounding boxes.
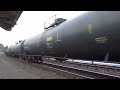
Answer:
[19,59,120,79]
[43,58,120,77]
[7,56,120,79]
[42,62,120,79]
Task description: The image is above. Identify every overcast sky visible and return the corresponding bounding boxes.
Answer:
[0,11,87,47]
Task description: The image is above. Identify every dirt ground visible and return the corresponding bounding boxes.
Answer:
[0,54,68,79]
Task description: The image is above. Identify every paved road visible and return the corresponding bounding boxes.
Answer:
[0,54,68,79]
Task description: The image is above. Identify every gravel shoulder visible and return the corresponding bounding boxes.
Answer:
[0,54,68,79]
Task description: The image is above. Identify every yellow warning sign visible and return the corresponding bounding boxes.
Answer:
[47,36,52,42]
[88,24,93,34]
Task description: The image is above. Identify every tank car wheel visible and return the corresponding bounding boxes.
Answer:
[37,56,43,63]
[31,56,36,63]
[27,56,30,62]
[39,59,43,63]
[25,56,28,61]
[21,56,26,60]
[29,56,34,63]
[26,56,31,62]
[24,56,27,61]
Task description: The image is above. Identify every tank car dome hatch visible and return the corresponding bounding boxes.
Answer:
[55,18,67,24]
[44,18,67,30]
[0,11,23,31]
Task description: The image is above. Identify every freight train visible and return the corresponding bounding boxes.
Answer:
[5,11,120,63]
